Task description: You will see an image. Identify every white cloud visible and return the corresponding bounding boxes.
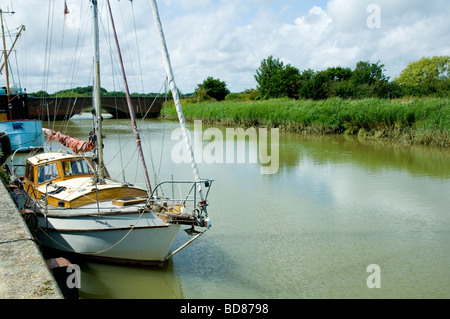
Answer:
[3,0,450,94]
[280,6,332,43]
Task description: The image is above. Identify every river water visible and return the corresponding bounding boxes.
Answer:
[49,116,450,299]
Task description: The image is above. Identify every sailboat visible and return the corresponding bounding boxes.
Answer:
[13,0,213,266]
[0,9,44,166]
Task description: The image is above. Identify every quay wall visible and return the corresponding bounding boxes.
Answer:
[0,182,63,299]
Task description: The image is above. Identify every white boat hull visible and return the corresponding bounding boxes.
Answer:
[17,151,212,266]
[37,211,181,265]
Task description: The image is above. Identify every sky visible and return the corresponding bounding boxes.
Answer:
[2,0,450,94]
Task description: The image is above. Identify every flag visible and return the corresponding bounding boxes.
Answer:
[64,1,70,18]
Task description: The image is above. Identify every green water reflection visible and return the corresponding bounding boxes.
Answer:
[50,118,450,299]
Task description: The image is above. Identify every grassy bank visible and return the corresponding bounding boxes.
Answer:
[164,97,450,147]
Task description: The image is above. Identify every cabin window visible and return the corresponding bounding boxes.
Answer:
[26,164,34,182]
[62,159,92,176]
[37,163,59,183]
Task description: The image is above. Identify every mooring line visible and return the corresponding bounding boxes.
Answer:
[0,237,34,245]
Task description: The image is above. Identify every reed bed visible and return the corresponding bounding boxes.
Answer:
[164,97,450,147]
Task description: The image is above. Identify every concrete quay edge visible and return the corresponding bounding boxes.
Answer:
[0,181,63,299]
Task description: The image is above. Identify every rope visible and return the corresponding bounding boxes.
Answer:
[0,237,34,245]
[36,206,149,256]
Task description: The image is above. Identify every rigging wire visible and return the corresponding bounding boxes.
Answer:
[102,0,131,184]
[60,0,90,134]
[55,11,66,99]
[62,4,91,135]
[100,1,168,190]
[128,0,159,187]
[37,1,170,191]
[1,17,21,89]
[53,7,68,130]
[115,1,146,186]
[106,0,153,192]
[84,1,141,188]
[130,1,144,91]
[105,0,127,184]
[42,0,55,123]
[157,78,168,180]
[95,78,168,190]
[20,23,27,92]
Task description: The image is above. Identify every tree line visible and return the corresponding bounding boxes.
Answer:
[253,55,450,100]
[30,86,162,98]
[30,55,449,102]
[193,55,450,102]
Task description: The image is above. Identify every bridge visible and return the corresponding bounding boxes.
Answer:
[26,96,166,121]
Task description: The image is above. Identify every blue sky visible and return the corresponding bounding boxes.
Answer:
[3,0,450,94]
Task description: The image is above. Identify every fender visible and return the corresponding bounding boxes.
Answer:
[0,132,12,165]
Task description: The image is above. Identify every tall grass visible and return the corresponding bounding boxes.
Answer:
[164,97,450,147]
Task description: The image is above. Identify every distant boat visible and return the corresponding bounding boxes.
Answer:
[0,11,44,166]
[11,0,213,266]
[0,87,44,152]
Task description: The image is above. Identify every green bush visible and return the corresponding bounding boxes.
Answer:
[195,77,230,101]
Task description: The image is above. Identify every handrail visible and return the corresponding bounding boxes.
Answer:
[148,179,213,228]
[149,179,213,206]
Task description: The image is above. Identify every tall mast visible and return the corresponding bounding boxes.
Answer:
[91,0,104,182]
[1,8,12,119]
[149,0,205,203]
